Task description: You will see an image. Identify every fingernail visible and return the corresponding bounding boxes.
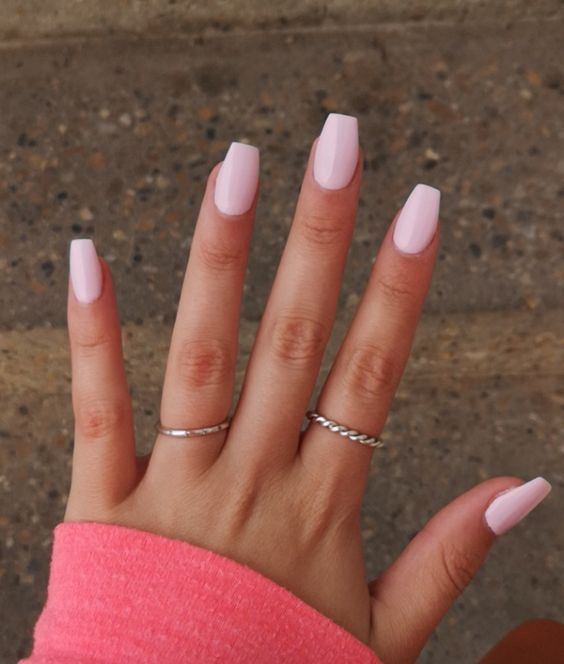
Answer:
[485,477,552,536]
[214,142,260,216]
[313,113,359,190]
[70,239,103,304]
[393,184,441,254]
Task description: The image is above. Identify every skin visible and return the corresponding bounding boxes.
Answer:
[65,140,521,663]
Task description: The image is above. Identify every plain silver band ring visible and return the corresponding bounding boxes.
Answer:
[156,417,231,438]
[306,410,384,449]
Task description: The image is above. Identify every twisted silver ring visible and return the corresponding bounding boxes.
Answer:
[156,416,231,438]
[306,411,384,449]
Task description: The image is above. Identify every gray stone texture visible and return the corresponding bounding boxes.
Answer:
[1,4,563,663]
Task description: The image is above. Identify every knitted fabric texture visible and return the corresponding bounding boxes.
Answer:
[22,522,381,663]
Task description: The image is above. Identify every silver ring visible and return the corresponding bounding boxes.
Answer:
[306,411,383,449]
[156,416,231,438]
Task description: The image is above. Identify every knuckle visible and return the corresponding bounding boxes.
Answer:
[343,344,398,401]
[270,315,326,366]
[300,210,349,248]
[438,538,480,598]
[75,397,127,441]
[72,319,113,354]
[198,238,246,273]
[374,273,419,309]
[176,338,233,388]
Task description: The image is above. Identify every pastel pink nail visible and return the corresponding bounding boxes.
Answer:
[313,113,359,190]
[70,239,103,304]
[214,142,259,216]
[485,477,552,536]
[393,184,441,254]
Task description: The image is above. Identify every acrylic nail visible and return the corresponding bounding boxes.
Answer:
[393,184,441,254]
[70,239,103,304]
[214,142,260,216]
[313,113,359,190]
[485,477,552,536]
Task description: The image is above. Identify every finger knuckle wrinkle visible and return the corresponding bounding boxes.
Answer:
[375,274,417,306]
[344,345,397,400]
[73,322,113,353]
[198,239,245,273]
[75,398,125,440]
[301,211,348,248]
[177,339,233,388]
[271,315,326,365]
[439,539,479,598]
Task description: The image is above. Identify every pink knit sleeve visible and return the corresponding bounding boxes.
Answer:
[21,522,381,663]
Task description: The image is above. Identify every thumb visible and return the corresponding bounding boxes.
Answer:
[369,476,552,664]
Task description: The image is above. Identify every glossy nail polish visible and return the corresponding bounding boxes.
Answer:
[214,142,260,216]
[393,184,441,254]
[313,113,359,190]
[70,239,103,304]
[485,477,552,536]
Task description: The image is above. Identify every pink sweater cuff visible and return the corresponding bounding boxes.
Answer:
[23,522,381,663]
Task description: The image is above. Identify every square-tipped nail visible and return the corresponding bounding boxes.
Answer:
[214,142,260,216]
[70,239,103,304]
[313,113,359,190]
[485,477,552,536]
[393,184,441,254]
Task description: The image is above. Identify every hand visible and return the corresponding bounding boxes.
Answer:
[64,115,550,663]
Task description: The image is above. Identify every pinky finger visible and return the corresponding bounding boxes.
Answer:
[66,239,137,514]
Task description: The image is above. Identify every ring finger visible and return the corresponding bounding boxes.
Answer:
[151,142,259,476]
[301,184,441,503]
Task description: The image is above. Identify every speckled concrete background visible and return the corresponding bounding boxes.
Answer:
[1,0,563,40]
[1,5,563,663]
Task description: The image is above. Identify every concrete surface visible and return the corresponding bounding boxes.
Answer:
[0,10,563,664]
[0,0,563,41]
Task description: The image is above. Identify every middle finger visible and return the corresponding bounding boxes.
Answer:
[225,113,361,466]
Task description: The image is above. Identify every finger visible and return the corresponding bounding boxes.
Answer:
[370,477,552,664]
[226,113,361,466]
[67,239,137,509]
[151,142,259,475]
[481,620,564,663]
[301,184,440,501]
